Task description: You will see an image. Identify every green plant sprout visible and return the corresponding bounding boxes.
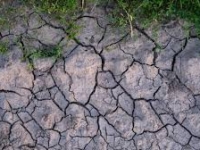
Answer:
[0,42,8,54]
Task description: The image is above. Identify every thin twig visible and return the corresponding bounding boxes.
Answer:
[81,0,84,9]
[124,10,134,37]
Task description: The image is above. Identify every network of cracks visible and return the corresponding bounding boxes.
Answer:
[1,5,200,150]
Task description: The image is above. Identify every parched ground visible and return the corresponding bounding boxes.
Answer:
[1,2,200,150]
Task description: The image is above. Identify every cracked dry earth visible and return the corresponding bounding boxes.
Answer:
[1,6,200,150]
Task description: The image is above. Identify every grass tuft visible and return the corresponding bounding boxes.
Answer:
[1,0,200,59]
[30,45,62,59]
[108,0,200,34]
[0,43,8,54]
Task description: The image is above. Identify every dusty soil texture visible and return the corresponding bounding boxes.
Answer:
[1,3,200,150]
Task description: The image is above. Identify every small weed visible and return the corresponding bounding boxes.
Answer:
[30,45,62,59]
[66,21,81,40]
[0,42,8,54]
[26,61,34,71]
[27,0,83,41]
[30,0,79,15]
[155,47,162,53]
[25,0,81,25]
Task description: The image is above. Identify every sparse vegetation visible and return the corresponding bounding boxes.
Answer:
[0,0,200,58]
[106,0,200,35]
[30,45,62,59]
[25,0,82,37]
[1,0,200,34]
[0,42,8,54]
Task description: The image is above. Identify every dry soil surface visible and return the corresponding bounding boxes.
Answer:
[1,3,200,150]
